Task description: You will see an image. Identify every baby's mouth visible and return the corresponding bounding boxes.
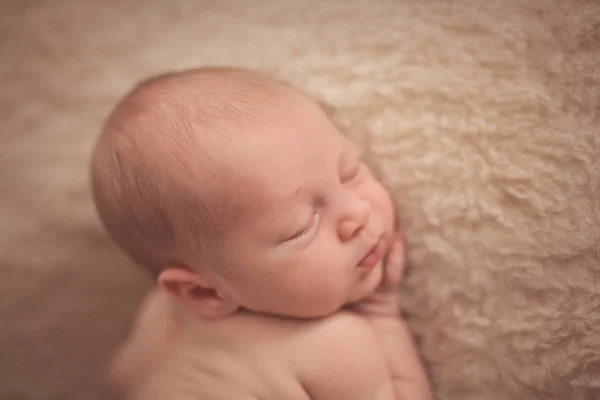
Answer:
[357,239,383,270]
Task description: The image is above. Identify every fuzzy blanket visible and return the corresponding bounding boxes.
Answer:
[1,0,599,399]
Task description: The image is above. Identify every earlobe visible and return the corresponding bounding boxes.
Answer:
[158,267,239,319]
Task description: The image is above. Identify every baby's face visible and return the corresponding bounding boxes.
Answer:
[200,95,396,318]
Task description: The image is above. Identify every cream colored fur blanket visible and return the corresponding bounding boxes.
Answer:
[1,0,599,399]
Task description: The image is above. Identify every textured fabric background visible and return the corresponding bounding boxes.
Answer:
[1,0,599,399]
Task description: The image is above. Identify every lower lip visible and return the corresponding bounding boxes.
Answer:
[358,241,383,270]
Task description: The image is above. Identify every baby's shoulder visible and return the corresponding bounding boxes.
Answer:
[287,311,394,399]
[183,310,375,369]
[227,309,373,347]
[296,310,372,340]
[292,310,378,354]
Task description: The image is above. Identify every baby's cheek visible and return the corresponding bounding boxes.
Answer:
[297,278,347,316]
[378,185,396,231]
[360,177,396,231]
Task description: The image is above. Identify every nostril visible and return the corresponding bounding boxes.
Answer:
[351,224,365,240]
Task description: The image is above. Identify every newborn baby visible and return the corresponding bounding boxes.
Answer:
[92,67,431,400]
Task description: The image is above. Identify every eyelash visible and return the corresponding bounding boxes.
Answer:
[289,209,320,241]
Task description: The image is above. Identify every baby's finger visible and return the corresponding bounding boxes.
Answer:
[383,233,405,287]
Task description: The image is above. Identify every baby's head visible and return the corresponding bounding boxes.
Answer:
[92,67,396,319]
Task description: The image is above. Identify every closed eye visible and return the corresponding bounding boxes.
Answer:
[286,210,320,242]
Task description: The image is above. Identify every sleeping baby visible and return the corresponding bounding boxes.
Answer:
[91,67,431,400]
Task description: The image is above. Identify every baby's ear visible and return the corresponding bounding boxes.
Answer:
[158,267,238,319]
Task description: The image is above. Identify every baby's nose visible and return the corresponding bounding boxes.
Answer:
[338,219,364,241]
[338,201,371,241]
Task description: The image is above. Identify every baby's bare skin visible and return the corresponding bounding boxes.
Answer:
[95,68,431,399]
[118,303,393,400]
[110,237,430,400]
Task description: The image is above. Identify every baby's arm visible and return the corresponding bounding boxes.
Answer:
[296,311,397,400]
[351,235,432,400]
[367,313,432,400]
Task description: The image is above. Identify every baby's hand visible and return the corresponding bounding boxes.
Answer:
[379,233,406,293]
[349,233,406,318]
